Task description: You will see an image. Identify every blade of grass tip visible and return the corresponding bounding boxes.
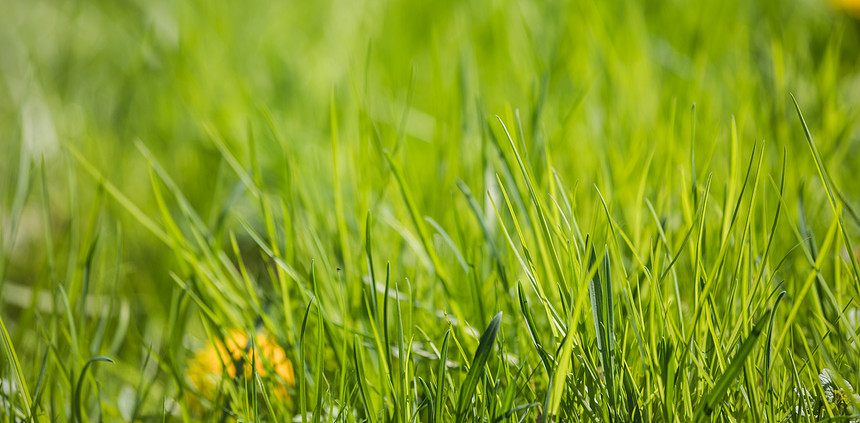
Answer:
[495,116,567,289]
[587,248,606,379]
[791,94,860,286]
[517,282,553,376]
[697,309,772,419]
[66,144,171,246]
[415,377,435,422]
[491,174,564,333]
[456,312,503,421]
[366,213,380,322]
[383,151,451,290]
[435,329,451,423]
[312,275,325,423]
[74,356,114,423]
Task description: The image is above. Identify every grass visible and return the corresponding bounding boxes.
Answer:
[2,0,860,421]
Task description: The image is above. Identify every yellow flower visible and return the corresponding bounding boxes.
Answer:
[187,328,295,405]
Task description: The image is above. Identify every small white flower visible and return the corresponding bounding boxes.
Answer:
[820,368,854,403]
[792,387,813,417]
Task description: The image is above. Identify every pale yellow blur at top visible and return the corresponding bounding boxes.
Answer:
[833,0,860,17]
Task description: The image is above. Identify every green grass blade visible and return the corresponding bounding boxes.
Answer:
[434,329,451,423]
[544,330,575,419]
[456,311,502,421]
[697,309,772,419]
[384,151,451,290]
[791,94,860,286]
[74,356,114,423]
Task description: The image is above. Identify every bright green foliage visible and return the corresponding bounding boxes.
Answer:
[2,0,860,422]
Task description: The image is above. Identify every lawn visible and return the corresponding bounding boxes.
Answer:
[2,0,860,421]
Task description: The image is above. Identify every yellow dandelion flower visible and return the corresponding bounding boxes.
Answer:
[187,328,295,405]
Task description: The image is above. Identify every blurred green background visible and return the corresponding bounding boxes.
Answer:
[4,0,858,312]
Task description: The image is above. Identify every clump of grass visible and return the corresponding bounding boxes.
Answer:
[3,0,860,422]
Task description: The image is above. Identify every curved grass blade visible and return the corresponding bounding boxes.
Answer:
[74,356,115,423]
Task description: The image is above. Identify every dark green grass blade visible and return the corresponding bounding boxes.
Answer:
[589,247,616,410]
[456,312,503,421]
[435,329,451,423]
[697,309,772,419]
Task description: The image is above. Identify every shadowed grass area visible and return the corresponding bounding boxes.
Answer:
[2,0,860,421]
